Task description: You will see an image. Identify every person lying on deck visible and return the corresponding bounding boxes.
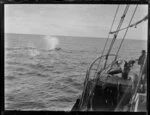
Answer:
[108,60,123,76]
[108,60,131,80]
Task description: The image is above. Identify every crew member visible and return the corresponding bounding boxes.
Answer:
[138,50,146,71]
[122,61,130,79]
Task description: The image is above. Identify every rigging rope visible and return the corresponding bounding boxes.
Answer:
[114,5,138,61]
[103,5,130,69]
[80,5,130,109]
[101,5,120,58]
[79,5,143,110]
[110,15,148,34]
[93,5,120,78]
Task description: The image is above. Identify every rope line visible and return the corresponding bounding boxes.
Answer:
[93,5,120,78]
[80,5,130,110]
[114,5,138,61]
[101,5,120,57]
[110,15,148,34]
[106,5,130,56]
[103,5,130,69]
[79,5,144,110]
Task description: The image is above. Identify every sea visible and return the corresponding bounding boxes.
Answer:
[5,33,147,111]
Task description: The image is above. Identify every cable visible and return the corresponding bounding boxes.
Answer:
[110,15,148,34]
[114,5,138,61]
[101,5,120,57]
[103,5,130,69]
[93,5,120,77]
[80,5,130,109]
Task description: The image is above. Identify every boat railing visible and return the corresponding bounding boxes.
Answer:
[84,54,117,86]
[128,56,147,112]
[79,54,117,109]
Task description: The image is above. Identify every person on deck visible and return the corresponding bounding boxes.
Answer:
[138,55,147,93]
[122,61,130,79]
[138,50,146,71]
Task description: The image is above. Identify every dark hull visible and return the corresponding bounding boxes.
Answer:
[72,81,133,111]
[72,55,147,111]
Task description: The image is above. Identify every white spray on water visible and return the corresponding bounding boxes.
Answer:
[28,36,59,57]
[29,49,40,57]
[27,43,40,57]
[44,36,59,50]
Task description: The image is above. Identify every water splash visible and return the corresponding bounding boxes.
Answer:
[26,43,40,57]
[44,36,59,50]
[29,49,40,57]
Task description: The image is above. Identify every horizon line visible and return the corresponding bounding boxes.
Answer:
[5,32,147,41]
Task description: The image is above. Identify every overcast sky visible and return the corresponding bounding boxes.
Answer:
[5,4,148,40]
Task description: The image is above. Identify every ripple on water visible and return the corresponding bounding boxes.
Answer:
[5,75,16,81]
[6,101,46,110]
[50,95,75,103]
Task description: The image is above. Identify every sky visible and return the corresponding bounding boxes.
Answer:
[5,4,148,40]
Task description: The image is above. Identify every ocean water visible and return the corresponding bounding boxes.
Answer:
[5,33,147,111]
